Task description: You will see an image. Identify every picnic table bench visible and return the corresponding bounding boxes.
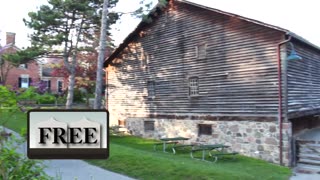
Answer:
[154,141,179,151]
[190,144,238,162]
[153,137,189,153]
[172,144,195,154]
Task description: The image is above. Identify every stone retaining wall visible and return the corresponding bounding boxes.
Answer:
[126,117,292,166]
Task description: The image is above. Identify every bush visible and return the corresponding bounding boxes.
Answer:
[0,131,50,179]
[16,87,57,104]
[36,93,56,104]
[17,87,38,100]
[0,86,19,126]
[56,96,66,104]
[73,88,85,103]
[0,86,17,107]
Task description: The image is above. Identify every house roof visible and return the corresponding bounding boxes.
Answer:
[0,43,21,54]
[104,0,320,67]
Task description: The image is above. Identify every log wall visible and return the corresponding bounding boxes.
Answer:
[287,41,320,119]
[107,1,285,124]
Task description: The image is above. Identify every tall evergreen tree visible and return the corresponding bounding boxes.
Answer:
[24,0,118,109]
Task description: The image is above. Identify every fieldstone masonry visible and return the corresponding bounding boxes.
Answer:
[126,117,292,166]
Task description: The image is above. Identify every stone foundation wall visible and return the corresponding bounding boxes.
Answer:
[126,117,292,166]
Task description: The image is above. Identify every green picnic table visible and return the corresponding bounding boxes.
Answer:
[154,137,190,153]
[190,144,238,162]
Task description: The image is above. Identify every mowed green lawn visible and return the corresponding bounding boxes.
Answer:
[1,110,291,180]
[0,109,28,133]
[88,136,291,180]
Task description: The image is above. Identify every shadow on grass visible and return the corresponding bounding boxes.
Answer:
[88,135,291,180]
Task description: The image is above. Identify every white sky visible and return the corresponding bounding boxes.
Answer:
[0,0,319,48]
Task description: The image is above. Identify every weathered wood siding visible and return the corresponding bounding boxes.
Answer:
[107,1,285,124]
[287,41,320,118]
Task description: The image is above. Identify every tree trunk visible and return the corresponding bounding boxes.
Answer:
[66,72,75,109]
[94,0,109,109]
[65,53,77,109]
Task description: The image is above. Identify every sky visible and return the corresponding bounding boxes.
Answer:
[0,0,319,48]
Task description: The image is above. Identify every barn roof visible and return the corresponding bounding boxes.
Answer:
[104,0,320,67]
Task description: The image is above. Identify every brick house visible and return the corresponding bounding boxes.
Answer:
[39,55,66,94]
[0,32,65,93]
[0,32,40,88]
[103,0,320,167]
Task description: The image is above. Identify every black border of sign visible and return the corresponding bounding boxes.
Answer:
[27,109,109,159]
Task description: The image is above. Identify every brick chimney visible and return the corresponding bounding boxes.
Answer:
[6,32,15,45]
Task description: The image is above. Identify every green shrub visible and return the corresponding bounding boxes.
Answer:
[73,88,85,103]
[0,86,19,126]
[36,93,56,104]
[56,96,66,104]
[0,86,17,107]
[0,132,50,179]
[17,87,38,100]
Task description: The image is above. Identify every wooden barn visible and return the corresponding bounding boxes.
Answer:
[104,0,320,167]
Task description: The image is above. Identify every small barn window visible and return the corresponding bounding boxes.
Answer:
[196,44,207,59]
[147,81,155,98]
[189,77,199,96]
[144,121,155,131]
[198,124,212,135]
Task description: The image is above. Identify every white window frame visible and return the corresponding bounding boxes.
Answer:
[20,74,29,88]
[189,77,199,97]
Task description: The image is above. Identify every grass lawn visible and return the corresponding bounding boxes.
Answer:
[88,136,291,180]
[1,110,292,179]
[0,109,27,133]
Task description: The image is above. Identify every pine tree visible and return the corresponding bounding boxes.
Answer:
[24,0,119,109]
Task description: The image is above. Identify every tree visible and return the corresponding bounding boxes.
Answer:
[94,0,109,109]
[50,34,114,94]
[0,47,45,85]
[0,56,15,85]
[93,0,168,109]
[24,0,119,109]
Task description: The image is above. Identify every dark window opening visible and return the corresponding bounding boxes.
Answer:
[58,80,63,93]
[198,124,212,135]
[144,121,155,131]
